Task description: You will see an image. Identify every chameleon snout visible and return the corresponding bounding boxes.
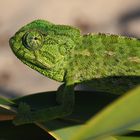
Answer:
[9,37,14,48]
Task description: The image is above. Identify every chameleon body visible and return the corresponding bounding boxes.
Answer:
[9,20,140,125]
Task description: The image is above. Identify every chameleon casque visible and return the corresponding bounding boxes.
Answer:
[9,20,140,125]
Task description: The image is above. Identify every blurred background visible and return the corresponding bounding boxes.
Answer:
[0,0,140,98]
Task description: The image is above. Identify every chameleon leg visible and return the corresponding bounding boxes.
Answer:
[13,85,75,125]
[56,83,67,104]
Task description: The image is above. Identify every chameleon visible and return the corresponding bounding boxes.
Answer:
[9,19,140,125]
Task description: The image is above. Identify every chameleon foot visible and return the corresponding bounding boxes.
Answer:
[13,102,34,125]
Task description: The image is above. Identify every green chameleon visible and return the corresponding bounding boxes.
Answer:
[9,20,140,125]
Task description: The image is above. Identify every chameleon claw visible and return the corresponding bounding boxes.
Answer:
[13,102,34,125]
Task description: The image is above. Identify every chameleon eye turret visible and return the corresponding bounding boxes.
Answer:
[22,30,44,50]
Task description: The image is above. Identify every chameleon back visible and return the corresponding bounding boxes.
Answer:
[68,33,140,94]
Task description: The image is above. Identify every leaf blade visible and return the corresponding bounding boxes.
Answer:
[71,86,140,140]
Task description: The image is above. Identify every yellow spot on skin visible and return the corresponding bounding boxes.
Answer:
[74,49,91,56]
[128,57,140,63]
[81,49,91,56]
[104,51,115,56]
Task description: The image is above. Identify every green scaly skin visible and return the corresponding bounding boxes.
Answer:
[9,20,140,125]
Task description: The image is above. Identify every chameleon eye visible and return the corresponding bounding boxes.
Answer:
[22,30,44,50]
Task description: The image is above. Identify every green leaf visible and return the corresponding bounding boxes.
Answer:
[2,88,140,140]
[0,96,14,105]
[13,90,118,139]
[0,96,16,121]
[130,123,140,131]
[70,86,140,140]
[36,120,83,140]
[0,121,54,140]
[13,90,118,122]
[114,136,140,140]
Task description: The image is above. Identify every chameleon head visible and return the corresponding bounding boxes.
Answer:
[9,20,81,81]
